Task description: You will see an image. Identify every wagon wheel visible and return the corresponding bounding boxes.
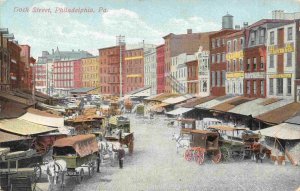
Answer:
[220,146,231,162]
[194,149,205,165]
[77,168,84,184]
[184,149,193,161]
[231,148,245,161]
[211,149,222,164]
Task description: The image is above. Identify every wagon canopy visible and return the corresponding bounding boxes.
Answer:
[53,134,98,157]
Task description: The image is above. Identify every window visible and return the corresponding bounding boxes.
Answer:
[287,52,292,67]
[211,54,215,63]
[260,81,264,96]
[233,40,237,51]
[288,27,293,41]
[259,29,265,44]
[222,39,225,45]
[217,71,221,87]
[250,31,256,45]
[240,38,244,48]
[217,54,221,63]
[247,59,250,71]
[239,59,243,71]
[269,55,274,68]
[211,72,215,87]
[287,78,292,95]
[253,57,257,70]
[277,78,283,95]
[253,80,257,95]
[227,61,230,71]
[217,39,220,47]
[222,53,226,62]
[233,60,236,71]
[260,56,264,70]
[246,81,250,94]
[227,41,231,52]
[270,31,274,45]
[212,39,215,49]
[222,70,226,86]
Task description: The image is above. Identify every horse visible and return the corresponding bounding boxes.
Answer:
[251,142,270,163]
[45,159,67,190]
[172,132,190,154]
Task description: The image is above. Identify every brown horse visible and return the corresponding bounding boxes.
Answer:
[251,142,271,163]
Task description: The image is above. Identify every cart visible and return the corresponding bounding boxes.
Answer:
[184,130,221,165]
[52,134,99,184]
[136,104,145,117]
[208,125,248,161]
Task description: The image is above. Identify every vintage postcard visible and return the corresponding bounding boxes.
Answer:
[0,0,299,190]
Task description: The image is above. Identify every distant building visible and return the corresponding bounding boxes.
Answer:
[81,56,100,92]
[98,45,123,96]
[196,47,210,97]
[0,28,11,91]
[156,44,165,94]
[144,48,157,95]
[266,20,299,100]
[186,59,198,95]
[163,30,214,93]
[20,45,35,91]
[272,10,300,20]
[8,40,21,90]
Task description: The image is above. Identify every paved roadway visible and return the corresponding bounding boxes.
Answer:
[42,114,299,191]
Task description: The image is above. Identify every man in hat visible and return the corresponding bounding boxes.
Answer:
[118,144,125,169]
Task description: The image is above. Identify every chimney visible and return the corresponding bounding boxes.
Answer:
[235,25,241,30]
[187,29,192,34]
[243,22,248,28]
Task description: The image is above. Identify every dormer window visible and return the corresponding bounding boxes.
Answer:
[250,31,256,46]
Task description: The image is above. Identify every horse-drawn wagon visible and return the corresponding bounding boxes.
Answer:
[184,130,221,165]
[52,134,99,184]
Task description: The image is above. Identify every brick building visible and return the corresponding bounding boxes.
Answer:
[8,40,21,90]
[243,19,291,98]
[266,20,299,100]
[144,48,157,95]
[81,56,99,90]
[98,46,124,95]
[163,30,213,93]
[156,44,165,94]
[210,29,237,96]
[225,30,245,96]
[0,28,10,91]
[186,60,198,95]
[20,45,35,91]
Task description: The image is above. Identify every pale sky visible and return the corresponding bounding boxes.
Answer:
[0,0,299,58]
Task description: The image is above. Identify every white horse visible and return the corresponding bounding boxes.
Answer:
[99,141,119,166]
[172,133,190,154]
[45,160,67,190]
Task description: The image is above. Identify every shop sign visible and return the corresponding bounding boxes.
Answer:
[268,43,294,55]
[244,72,265,79]
[226,51,244,61]
[268,73,292,78]
[226,72,244,79]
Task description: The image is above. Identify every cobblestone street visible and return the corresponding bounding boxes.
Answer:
[41,115,300,191]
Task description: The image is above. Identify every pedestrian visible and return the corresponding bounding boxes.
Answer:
[118,144,125,169]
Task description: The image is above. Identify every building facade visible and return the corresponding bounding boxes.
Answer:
[124,48,144,94]
[99,46,123,95]
[20,45,35,91]
[0,28,10,91]
[186,60,198,95]
[210,30,236,96]
[225,30,245,96]
[196,47,210,97]
[163,30,213,93]
[8,40,21,90]
[82,56,99,90]
[266,20,299,100]
[156,44,165,94]
[144,48,157,95]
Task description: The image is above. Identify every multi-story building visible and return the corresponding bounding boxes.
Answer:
[20,45,36,91]
[186,60,198,95]
[225,30,245,96]
[99,45,124,95]
[124,48,144,94]
[53,59,81,96]
[266,20,299,100]
[196,47,210,97]
[82,56,100,91]
[34,63,47,93]
[210,29,236,96]
[8,40,21,90]
[0,28,11,91]
[170,53,195,94]
[144,48,157,95]
[243,19,291,98]
[156,44,165,94]
[272,10,300,20]
[163,29,213,93]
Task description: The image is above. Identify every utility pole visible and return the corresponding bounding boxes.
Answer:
[116,35,125,98]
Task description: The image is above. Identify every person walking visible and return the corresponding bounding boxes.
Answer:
[118,144,125,169]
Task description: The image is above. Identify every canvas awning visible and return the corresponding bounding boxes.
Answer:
[179,96,216,108]
[166,107,194,116]
[195,95,235,109]
[211,96,254,112]
[0,119,57,136]
[0,131,30,143]
[208,125,247,131]
[145,93,180,102]
[256,123,300,140]
[163,95,193,105]
[53,134,98,157]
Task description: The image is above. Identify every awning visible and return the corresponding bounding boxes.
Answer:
[166,107,194,115]
[208,125,247,131]
[0,101,27,119]
[163,95,193,105]
[19,108,64,128]
[255,102,300,124]
[179,96,216,108]
[0,91,35,106]
[196,95,235,109]
[0,119,57,136]
[145,93,180,102]
[0,131,30,143]
[256,123,300,140]
[211,96,254,112]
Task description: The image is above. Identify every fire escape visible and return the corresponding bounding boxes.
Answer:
[166,74,186,94]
